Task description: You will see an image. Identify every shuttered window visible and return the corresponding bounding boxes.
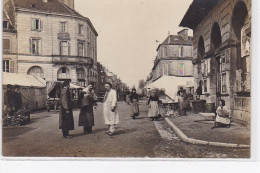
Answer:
[32,19,43,31]
[3,39,10,53]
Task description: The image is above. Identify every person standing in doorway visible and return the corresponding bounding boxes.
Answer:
[103,82,119,136]
[130,88,139,119]
[13,85,22,112]
[59,81,74,138]
[78,84,98,134]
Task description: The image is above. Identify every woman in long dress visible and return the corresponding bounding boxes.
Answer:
[125,91,131,105]
[147,90,160,121]
[211,100,231,129]
[78,84,97,134]
[130,88,139,119]
[59,81,74,138]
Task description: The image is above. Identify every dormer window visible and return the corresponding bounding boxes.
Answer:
[30,4,36,8]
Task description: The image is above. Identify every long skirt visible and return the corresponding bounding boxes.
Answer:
[78,105,94,127]
[215,114,231,125]
[148,101,159,118]
[59,106,74,131]
[131,99,139,116]
[126,95,130,104]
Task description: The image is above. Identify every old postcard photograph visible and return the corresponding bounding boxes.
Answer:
[1,0,252,158]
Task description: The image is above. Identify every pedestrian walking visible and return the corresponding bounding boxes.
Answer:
[103,82,119,136]
[130,88,139,119]
[59,81,74,138]
[78,84,98,134]
[211,100,231,129]
[125,91,131,104]
[147,90,160,121]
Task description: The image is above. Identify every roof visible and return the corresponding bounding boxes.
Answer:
[11,0,98,35]
[157,35,193,51]
[179,0,220,30]
[144,76,194,103]
[3,72,46,87]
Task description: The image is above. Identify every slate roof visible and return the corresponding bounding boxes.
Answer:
[156,35,193,51]
[10,0,98,35]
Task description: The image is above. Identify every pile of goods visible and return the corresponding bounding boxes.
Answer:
[3,109,30,127]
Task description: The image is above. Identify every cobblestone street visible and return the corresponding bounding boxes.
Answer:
[2,102,250,158]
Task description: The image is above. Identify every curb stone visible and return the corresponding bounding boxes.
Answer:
[164,117,250,148]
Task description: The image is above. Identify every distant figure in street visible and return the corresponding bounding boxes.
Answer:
[103,82,119,136]
[178,89,190,116]
[4,84,14,117]
[13,85,22,112]
[78,84,98,134]
[125,91,131,104]
[211,100,231,129]
[177,87,184,96]
[147,90,160,121]
[130,88,139,119]
[59,81,74,138]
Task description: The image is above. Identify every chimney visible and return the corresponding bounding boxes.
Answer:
[178,29,189,40]
[168,31,171,44]
[61,0,74,9]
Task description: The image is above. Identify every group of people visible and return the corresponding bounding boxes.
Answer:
[3,84,23,117]
[127,89,161,121]
[59,81,119,138]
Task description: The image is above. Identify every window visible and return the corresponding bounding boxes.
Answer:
[3,39,10,53]
[60,41,70,56]
[62,67,67,73]
[60,22,67,33]
[3,21,9,29]
[221,51,226,64]
[78,80,86,87]
[76,68,85,79]
[222,73,227,93]
[3,60,14,73]
[179,47,184,57]
[178,63,185,76]
[203,79,208,93]
[78,42,85,57]
[29,39,40,55]
[32,19,42,31]
[78,24,83,35]
[27,66,44,78]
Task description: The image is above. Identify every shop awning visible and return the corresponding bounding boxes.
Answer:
[145,76,194,102]
[3,72,46,87]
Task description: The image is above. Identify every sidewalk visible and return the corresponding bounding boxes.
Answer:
[165,113,250,147]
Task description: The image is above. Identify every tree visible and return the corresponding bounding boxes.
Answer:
[138,79,145,90]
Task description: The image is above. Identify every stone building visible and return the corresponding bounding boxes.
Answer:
[3,1,17,73]
[152,29,193,81]
[3,0,98,87]
[180,0,251,124]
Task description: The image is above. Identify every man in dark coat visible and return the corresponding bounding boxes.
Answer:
[59,81,74,138]
[78,84,97,134]
[13,85,22,111]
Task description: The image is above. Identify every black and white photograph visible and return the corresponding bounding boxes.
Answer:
[1,0,255,160]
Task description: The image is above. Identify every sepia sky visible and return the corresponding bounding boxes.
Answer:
[75,0,193,88]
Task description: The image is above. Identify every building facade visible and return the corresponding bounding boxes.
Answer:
[152,29,193,81]
[3,0,98,87]
[3,2,17,73]
[180,0,251,124]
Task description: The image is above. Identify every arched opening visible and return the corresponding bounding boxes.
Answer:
[57,67,71,82]
[198,36,205,60]
[210,22,222,51]
[27,66,44,78]
[232,1,250,93]
[232,1,248,41]
[76,68,86,87]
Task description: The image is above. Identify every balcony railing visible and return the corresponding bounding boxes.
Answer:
[57,33,70,40]
[52,55,93,67]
